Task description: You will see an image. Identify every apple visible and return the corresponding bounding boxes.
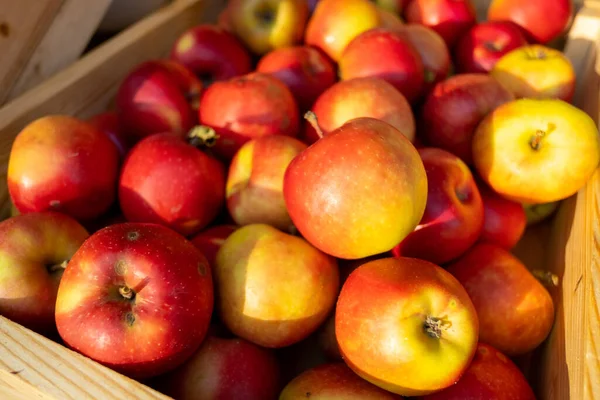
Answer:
[523,201,560,226]
[276,332,330,385]
[404,0,477,49]
[214,223,339,348]
[377,7,405,32]
[0,212,89,335]
[446,243,555,356]
[336,257,479,396]
[227,0,309,55]
[487,0,573,45]
[422,343,536,400]
[302,77,416,145]
[375,0,411,15]
[217,6,234,31]
[305,0,382,62]
[87,111,131,159]
[7,115,120,222]
[454,21,528,74]
[198,72,300,160]
[392,147,484,265]
[119,130,226,237]
[316,314,341,361]
[159,335,280,400]
[490,44,576,102]
[226,135,307,232]
[256,45,337,110]
[478,181,527,250]
[280,363,405,399]
[116,59,203,140]
[189,225,238,268]
[420,73,515,165]
[169,24,253,84]
[55,223,214,378]
[472,98,600,204]
[339,28,425,104]
[284,117,428,260]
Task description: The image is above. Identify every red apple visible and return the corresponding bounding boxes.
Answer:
[488,0,573,44]
[280,363,405,399]
[454,21,528,74]
[446,243,555,356]
[302,77,415,145]
[284,117,428,260]
[87,111,131,159]
[119,130,226,237]
[336,257,479,396]
[392,147,484,265]
[160,335,280,400]
[256,45,337,110]
[419,73,515,165]
[0,212,89,335]
[116,59,202,140]
[189,225,238,268]
[478,182,527,250]
[339,28,425,104]
[7,115,120,221]
[55,223,214,378]
[169,24,252,83]
[198,72,300,160]
[422,343,536,400]
[404,0,477,48]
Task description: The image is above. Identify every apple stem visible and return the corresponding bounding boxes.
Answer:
[424,316,444,339]
[529,130,546,151]
[532,269,560,288]
[48,260,68,273]
[187,125,219,148]
[304,111,325,139]
[119,286,135,300]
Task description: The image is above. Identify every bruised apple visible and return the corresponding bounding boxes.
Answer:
[189,225,238,268]
[446,243,555,356]
[214,224,339,348]
[336,257,479,396]
[55,223,214,378]
[302,77,415,145]
[7,115,120,221]
[284,117,427,259]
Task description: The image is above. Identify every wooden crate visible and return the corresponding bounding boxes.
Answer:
[0,0,598,399]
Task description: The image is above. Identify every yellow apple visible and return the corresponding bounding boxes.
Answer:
[523,201,560,225]
[490,45,576,102]
[472,98,600,204]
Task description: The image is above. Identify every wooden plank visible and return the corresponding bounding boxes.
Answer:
[0,0,113,106]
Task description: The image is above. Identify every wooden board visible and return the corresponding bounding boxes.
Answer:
[0,0,113,106]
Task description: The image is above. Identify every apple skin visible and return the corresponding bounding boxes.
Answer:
[189,225,238,268]
[87,111,131,159]
[422,343,536,400]
[284,117,428,260]
[339,28,425,104]
[305,0,382,62]
[214,223,339,348]
[490,44,576,102]
[302,77,416,145]
[404,0,477,49]
[55,223,214,379]
[446,243,555,356]
[336,257,479,396]
[226,135,307,232]
[7,115,120,222]
[159,335,281,400]
[0,212,89,335]
[478,182,527,250]
[454,21,528,74]
[169,24,253,83]
[420,73,515,165]
[116,59,203,140]
[256,45,337,110]
[472,98,600,204]
[198,72,300,160]
[392,147,484,265]
[487,0,573,45]
[375,0,411,15]
[280,363,406,399]
[227,0,309,55]
[118,132,226,237]
[523,202,559,226]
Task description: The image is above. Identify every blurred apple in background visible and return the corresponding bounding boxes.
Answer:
[189,225,238,268]
[316,314,341,361]
[523,202,560,226]
[490,44,576,102]
[375,0,411,16]
[302,77,415,145]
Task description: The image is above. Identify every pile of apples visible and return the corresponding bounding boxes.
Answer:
[1,0,599,398]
